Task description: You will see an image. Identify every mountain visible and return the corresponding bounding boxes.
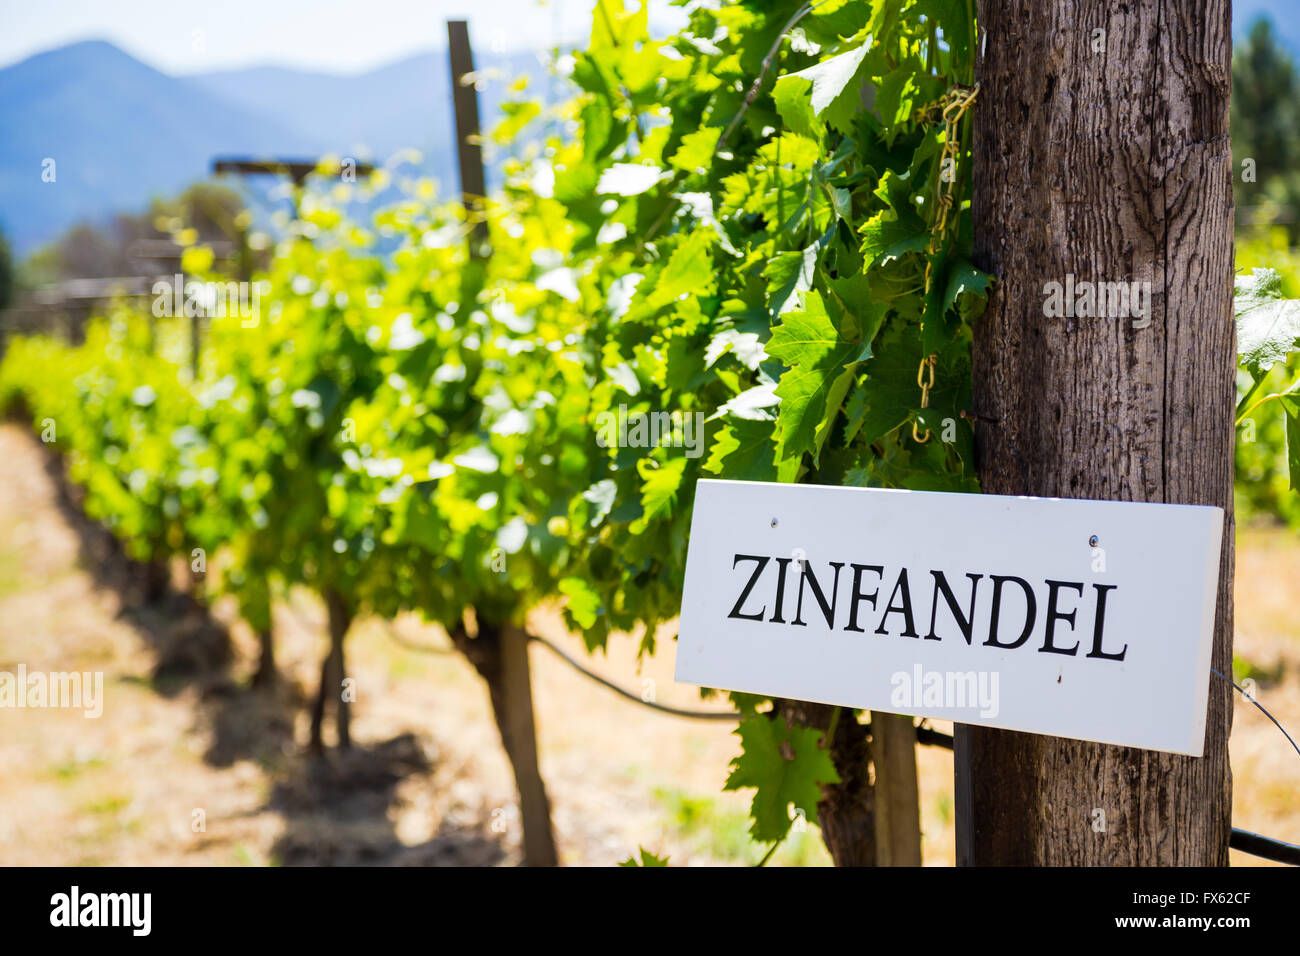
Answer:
[189,48,556,172]
[0,40,561,255]
[0,41,322,252]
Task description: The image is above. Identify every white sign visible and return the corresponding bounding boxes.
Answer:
[675,479,1224,756]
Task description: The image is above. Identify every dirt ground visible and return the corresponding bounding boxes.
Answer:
[0,421,1295,866]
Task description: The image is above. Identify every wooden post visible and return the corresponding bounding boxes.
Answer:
[446,20,490,260]
[964,0,1234,864]
[952,723,974,866]
[871,713,922,866]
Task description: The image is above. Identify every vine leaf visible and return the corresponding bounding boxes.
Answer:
[713,382,780,421]
[1236,268,1300,381]
[855,319,923,445]
[943,257,993,319]
[767,291,870,463]
[859,169,927,266]
[773,73,823,141]
[636,456,689,524]
[704,419,779,481]
[619,847,670,867]
[764,232,826,316]
[559,577,602,629]
[724,715,840,844]
[638,228,718,314]
[790,41,870,117]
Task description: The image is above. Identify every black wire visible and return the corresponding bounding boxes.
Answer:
[1230,827,1300,866]
[915,724,955,750]
[1211,668,1300,760]
[526,633,741,721]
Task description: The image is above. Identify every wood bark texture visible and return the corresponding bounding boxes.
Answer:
[968,0,1235,865]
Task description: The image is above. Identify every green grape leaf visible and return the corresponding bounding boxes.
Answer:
[767,292,868,462]
[638,456,689,522]
[854,320,923,445]
[1236,268,1300,381]
[784,41,870,128]
[910,0,972,74]
[582,479,618,527]
[772,73,822,141]
[943,257,994,319]
[724,715,839,843]
[859,170,927,266]
[704,418,779,480]
[618,847,670,867]
[559,577,602,629]
[669,128,721,174]
[705,328,767,370]
[642,229,718,312]
[763,238,823,316]
[713,383,780,421]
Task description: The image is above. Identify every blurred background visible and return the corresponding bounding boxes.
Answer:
[0,0,1296,866]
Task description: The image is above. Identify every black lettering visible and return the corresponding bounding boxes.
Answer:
[925,571,983,644]
[769,557,792,623]
[985,575,1036,649]
[874,568,920,638]
[793,561,845,628]
[727,554,770,621]
[845,564,884,632]
[1086,584,1126,660]
[1040,579,1084,655]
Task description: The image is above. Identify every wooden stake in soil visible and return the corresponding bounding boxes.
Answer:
[964,0,1235,865]
[871,712,922,866]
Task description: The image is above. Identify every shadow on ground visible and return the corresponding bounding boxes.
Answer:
[267,733,506,866]
[26,423,507,864]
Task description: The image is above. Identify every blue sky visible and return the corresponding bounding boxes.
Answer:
[0,0,1294,76]
[0,0,686,74]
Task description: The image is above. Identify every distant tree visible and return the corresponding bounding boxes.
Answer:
[21,181,256,285]
[1232,17,1300,237]
[151,182,249,241]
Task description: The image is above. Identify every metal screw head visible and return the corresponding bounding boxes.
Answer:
[1089,534,1099,548]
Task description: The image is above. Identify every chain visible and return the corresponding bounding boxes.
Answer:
[912,82,979,444]
[911,353,937,443]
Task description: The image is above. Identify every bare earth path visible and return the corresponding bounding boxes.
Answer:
[0,421,1295,865]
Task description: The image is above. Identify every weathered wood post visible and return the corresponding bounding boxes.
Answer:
[871,713,922,865]
[963,0,1235,864]
[447,20,490,260]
